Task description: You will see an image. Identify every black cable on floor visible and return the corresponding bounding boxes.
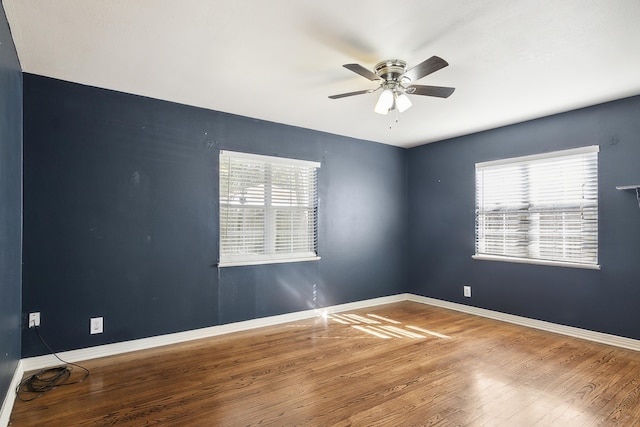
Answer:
[16,327,90,401]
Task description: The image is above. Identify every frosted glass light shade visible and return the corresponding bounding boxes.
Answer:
[395,93,412,112]
[374,88,394,115]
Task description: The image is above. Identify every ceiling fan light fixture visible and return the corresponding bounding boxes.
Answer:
[374,87,394,115]
[395,92,412,113]
[329,56,454,116]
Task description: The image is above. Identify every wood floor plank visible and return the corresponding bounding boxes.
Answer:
[10,301,640,426]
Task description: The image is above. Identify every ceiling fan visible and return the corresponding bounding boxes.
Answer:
[328,56,455,115]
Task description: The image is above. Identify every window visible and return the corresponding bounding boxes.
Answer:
[474,146,599,269]
[219,150,320,267]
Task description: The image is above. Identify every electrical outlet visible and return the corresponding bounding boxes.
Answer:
[90,317,103,334]
[28,312,41,328]
[463,285,472,298]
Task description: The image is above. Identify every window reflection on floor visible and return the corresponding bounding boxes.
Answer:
[326,313,451,340]
[471,372,588,425]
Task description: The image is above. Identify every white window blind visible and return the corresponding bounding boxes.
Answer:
[219,150,320,267]
[475,146,599,269]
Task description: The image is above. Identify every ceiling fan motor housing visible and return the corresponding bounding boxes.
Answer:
[374,59,408,82]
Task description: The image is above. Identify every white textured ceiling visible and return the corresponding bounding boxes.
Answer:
[4,0,640,148]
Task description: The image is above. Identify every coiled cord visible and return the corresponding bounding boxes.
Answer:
[16,327,90,401]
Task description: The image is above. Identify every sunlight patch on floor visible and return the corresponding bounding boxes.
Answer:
[352,325,393,339]
[406,325,451,339]
[326,313,451,340]
[367,314,402,324]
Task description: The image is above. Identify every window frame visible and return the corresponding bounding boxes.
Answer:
[218,150,321,267]
[473,145,600,270]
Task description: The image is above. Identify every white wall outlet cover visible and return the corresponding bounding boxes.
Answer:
[29,312,41,327]
[463,286,472,297]
[90,317,104,334]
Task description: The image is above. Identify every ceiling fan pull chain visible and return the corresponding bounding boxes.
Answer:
[386,108,400,129]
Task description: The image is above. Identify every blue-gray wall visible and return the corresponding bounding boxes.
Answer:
[22,74,408,357]
[0,0,23,407]
[18,56,640,360]
[408,95,640,340]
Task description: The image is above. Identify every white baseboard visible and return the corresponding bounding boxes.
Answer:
[20,293,640,373]
[21,294,406,372]
[7,293,640,424]
[406,294,640,352]
[0,360,23,427]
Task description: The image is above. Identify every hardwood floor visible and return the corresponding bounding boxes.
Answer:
[10,301,640,426]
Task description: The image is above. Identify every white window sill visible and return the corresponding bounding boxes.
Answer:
[472,254,601,270]
[218,256,321,268]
